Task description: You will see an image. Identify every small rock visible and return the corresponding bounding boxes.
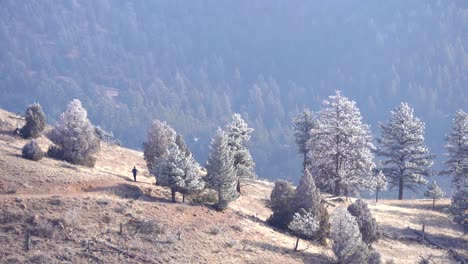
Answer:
[18,203,27,209]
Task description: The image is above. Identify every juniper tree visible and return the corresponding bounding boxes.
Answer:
[347,199,380,245]
[225,113,256,194]
[143,119,176,169]
[288,212,318,251]
[22,139,44,161]
[442,110,467,191]
[292,108,316,171]
[48,99,100,167]
[267,180,295,229]
[377,102,435,200]
[152,143,204,203]
[308,91,375,196]
[424,181,445,210]
[293,169,330,242]
[20,103,46,139]
[332,207,382,264]
[205,128,238,210]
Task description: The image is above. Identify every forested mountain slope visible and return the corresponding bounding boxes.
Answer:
[0,1,466,190]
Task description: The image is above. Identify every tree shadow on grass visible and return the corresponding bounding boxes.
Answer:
[85,183,178,204]
[245,240,334,264]
[382,200,449,212]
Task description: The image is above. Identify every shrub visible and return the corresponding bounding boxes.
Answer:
[48,99,100,167]
[347,199,380,245]
[267,180,295,229]
[19,103,46,139]
[22,140,44,161]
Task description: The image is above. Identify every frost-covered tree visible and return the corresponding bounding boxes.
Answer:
[176,133,191,157]
[152,143,204,203]
[332,207,382,264]
[370,170,387,202]
[424,181,445,210]
[442,110,467,191]
[268,180,295,229]
[22,139,44,161]
[143,119,176,169]
[205,128,238,210]
[20,103,46,139]
[292,108,316,171]
[347,199,380,245]
[48,99,100,167]
[450,188,468,232]
[308,91,375,196]
[225,113,256,194]
[293,169,330,242]
[377,102,435,200]
[288,212,318,251]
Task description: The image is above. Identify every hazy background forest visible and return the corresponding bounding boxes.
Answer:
[0,1,467,197]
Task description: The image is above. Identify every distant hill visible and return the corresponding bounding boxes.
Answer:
[0,108,466,263]
[0,1,466,191]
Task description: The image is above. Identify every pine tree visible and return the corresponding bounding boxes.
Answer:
[205,128,238,210]
[293,169,330,242]
[424,181,445,210]
[268,180,295,229]
[151,143,205,203]
[292,108,316,171]
[225,113,256,194]
[288,212,318,251]
[377,102,435,200]
[176,133,192,157]
[450,188,468,232]
[20,103,46,139]
[48,99,100,167]
[442,110,467,191]
[308,91,375,196]
[370,170,387,202]
[143,119,176,170]
[347,199,380,245]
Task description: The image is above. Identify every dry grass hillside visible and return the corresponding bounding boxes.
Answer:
[0,108,466,264]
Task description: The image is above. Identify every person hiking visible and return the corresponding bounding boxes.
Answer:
[132,166,138,182]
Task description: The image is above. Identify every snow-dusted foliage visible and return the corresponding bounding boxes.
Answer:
[369,170,387,202]
[424,181,445,210]
[293,169,330,242]
[332,207,382,264]
[20,103,46,139]
[225,113,256,193]
[143,119,177,170]
[48,99,100,167]
[22,139,44,161]
[308,91,375,196]
[176,133,191,157]
[377,102,435,200]
[288,211,318,251]
[442,109,467,191]
[347,199,380,245]
[292,108,316,170]
[152,143,204,203]
[205,128,238,210]
[331,207,364,263]
[268,180,295,229]
[450,188,468,231]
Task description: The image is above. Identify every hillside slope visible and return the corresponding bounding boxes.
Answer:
[0,109,466,264]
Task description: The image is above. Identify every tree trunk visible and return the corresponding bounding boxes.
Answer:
[421,224,425,241]
[303,152,307,172]
[375,189,379,203]
[171,189,177,203]
[294,237,300,251]
[432,198,435,211]
[183,193,185,203]
[334,179,341,196]
[237,179,241,194]
[398,177,404,200]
